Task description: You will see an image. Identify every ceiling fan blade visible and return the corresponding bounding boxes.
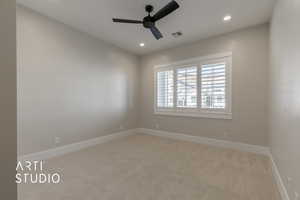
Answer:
[112,18,143,24]
[150,26,163,40]
[152,1,179,22]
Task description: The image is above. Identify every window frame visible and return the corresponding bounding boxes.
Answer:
[154,52,232,120]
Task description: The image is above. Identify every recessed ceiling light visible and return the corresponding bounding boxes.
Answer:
[139,43,145,47]
[223,15,232,22]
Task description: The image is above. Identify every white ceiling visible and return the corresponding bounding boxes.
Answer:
[18,0,276,55]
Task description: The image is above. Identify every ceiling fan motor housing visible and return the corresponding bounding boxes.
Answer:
[143,5,155,28]
[143,16,155,28]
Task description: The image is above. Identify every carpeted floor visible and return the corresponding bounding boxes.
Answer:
[18,134,281,200]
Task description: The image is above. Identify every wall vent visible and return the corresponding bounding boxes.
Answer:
[171,31,183,38]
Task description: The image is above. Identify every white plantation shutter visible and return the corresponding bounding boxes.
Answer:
[155,53,231,119]
[176,67,197,108]
[157,70,174,108]
[201,62,226,109]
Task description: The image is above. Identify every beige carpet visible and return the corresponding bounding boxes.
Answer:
[18,134,281,200]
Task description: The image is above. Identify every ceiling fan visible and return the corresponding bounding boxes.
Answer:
[112,0,180,40]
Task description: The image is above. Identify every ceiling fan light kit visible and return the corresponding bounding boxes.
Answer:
[112,0,180,40]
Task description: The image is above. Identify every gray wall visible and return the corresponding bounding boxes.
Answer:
[269,0,300,197]
[17,6,139,155]
[139,24,269,146]
[0,0,17,199]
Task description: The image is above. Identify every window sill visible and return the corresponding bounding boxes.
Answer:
[154,110,232,120]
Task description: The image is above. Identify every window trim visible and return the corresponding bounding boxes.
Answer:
[154,52,232,120]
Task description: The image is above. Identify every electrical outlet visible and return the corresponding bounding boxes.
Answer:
[54,137,60,145]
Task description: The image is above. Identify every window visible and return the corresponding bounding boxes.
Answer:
[201,62,226,109]
[157,70,174,108]
[176,66,197,108]
[154,53,232,119]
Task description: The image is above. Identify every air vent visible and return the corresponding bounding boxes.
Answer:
[172,31,183,38]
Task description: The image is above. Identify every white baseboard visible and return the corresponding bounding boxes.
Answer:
[136,128,270,155]
[18,129,136,161]
[18,127,289,200]
[270,154,290,200]
[136,128,290,200]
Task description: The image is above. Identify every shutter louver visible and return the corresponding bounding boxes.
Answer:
[176,67,197,108]
[201,63,226,109]
[157,70,174,108]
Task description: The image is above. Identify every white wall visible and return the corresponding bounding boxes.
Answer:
[269,0,300,198]
[17,1,300,197]
[17,6,140,155]
[139,24,270,146]
[18,4,273,155]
